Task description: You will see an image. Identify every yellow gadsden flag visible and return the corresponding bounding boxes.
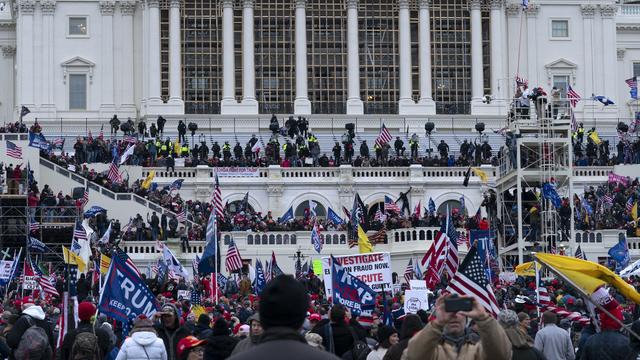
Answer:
[141,171,155,190]
[100,254,111,275]
[514,261,541,277]
[588,131,602,145]
[357,225,373,254]
[534,252,640,304]
[632,202,639,222]
[472,167,488,184]
[63,246,87,273]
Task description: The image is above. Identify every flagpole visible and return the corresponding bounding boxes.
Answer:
[534,260,540,319]
[534,254,640,341]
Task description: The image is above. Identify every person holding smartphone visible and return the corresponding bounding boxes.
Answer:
[404,294,512,360]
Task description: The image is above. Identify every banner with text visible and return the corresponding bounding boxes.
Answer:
[322,252,392,297]
[215,168,260,178]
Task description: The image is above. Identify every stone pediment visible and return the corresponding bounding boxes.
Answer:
[61,56,95,83]
[544,58,577,70]
[544,58,577,85]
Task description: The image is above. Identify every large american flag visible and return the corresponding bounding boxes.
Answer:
[123,135,137,144]
[114,247,142,278]
[213,174,224,218]
[225,239,243,272]
[107,158,122,183]
[444,214,459,278]
[6,141,22,159]
[403,258,414,284]
[375,124,392,147]
[369,226,387,244]
[446,245,500,317]
[567,85,581,108]
[574,245,586,260]
[73,221,87,241]
[374,208,386,223]
[31,257,59,297]
[78,188,89,209]
[384,195,400,213]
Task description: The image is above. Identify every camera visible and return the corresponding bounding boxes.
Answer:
[444,295,473,312]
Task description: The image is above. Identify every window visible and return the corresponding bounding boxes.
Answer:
[69,17,88,36]
[553,75,570,97]
[634,62,640,77]
[551,20,569,39]
[69,74,87,110]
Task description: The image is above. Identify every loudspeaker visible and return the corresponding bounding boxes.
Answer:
[475,122,485,133]
[72,187,85,200]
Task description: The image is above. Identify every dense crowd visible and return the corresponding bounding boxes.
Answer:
[576,181,640,236]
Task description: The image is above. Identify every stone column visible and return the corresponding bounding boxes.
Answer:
[141,0,148,105]
[118,1,137,112]
[489,0,504,103]
[147,0,162,104]
[40,0,56,109]
[346,0,363,114]
[241,0,258,110]
[398,0,413,109]
[294,0,311,114]
[17,0,36,107]
[470,0,483,103]
[581,5,596,98]
[100,1,116,111]
[221,0,236,106]
[418,0,435,113]
[600,4,617,106]
[168,0,184,106]
[1,46,16,121]
[525,4,539,86]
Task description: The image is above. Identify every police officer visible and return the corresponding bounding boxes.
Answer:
[409,133,419,159]
[181,143,189,158]
[222,141,231,161]
[437,140,449,159]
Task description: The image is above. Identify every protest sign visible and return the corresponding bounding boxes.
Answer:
[177,290,191,300]
[403,290,430,314]
[312,259,323,277]
[23,276,38,290]
[215,167,260,177]
[331,256,377,316]
[499,272,517,284]
[322,252,392,297]
[409,279,428,291]
[0,260,13,280]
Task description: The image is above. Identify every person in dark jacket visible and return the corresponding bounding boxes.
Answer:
[230,313,261,356]
[382,314,423,360]
[178,121,187,143]
[580,307,631,360]
[310,304,364,357]
[498,310,545,360]
[60,302,112,360]
[194,314,212,340]
[228,275,339,360]
[157,116,166,136]
[6,300,55,359]
[154,303,192,360]
[204,318,238,360]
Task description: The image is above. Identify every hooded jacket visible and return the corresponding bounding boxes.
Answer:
[228,327,339,360]
[60,321,113,360]
[6,306,55,359]
[203,321,238,360]
[154,304,192,360]
[115,332,167,360]
[230,314,260,356]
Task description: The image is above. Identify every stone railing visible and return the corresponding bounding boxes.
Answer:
[619,4,640,16]
[0,133,29,141]
[573,167,613,178]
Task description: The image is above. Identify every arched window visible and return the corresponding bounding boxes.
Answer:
[367,202,383,219]
[294,200,327,218]
[437,199,464,215]
[226,200,255,215]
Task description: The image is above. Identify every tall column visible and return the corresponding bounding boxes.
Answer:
[346,0,363,114]
[147,0,162,104]
[418,0,435,113]
[398,0,413,108]
[118,1,137,112]
[294,0,311,114]
[18,0,36,107]
[581,5,595,109]
[600,4,618,109]
[40,0,56,110]
[168,0,184,106]
[221,0,236,106]
[489,0,504,103]
[525,5,539,86]
[241,0,258,110]
[100,1,116,111]
[470,0,483,104]
[1,46,16,121]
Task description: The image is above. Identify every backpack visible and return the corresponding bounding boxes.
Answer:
[339,327,371,360]
[70,328,101,360]
[14,316,51,360]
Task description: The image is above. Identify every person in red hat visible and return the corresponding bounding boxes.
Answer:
[60,301,112,360]
[177,336,206,360]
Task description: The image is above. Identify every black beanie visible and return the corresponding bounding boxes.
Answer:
[259,275,309,330]
[212,318,229,336]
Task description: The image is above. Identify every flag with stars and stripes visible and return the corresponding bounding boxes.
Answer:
[444,213,460,278]
[384,195,400,213]
[29,221,40,233]
[78,187,89,209]
[6,140,22,159]
[626,197,635,213]
[574,245,586,260]
[374,208,386,223]
[213,174,224,218]
[626,76,638,88]
[375,124,392,147]
[107,157,122,184]
[190,289,201,306]
[515,75,528,87]
[30,256,59,297]
[114,247,142,278]
[446,245,500,317]
[368,226,387,245]
[177,207,187,223]
[225,239,243,272]
[123,135,137,144]
[403,259,414,284]
[73,221,87,241]
[567,85,581,108]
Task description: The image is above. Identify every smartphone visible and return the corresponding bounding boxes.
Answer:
[444,297,473,312]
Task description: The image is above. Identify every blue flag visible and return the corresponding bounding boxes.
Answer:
[311,223,322,254]
[84,205,107,218]
[593,95,615,106]
[331,256,377,316]
[470,230,497,282]
[98,250,160,326]
[156,258,168,284]
[253,260,266,294]
[199,211,217,275]
[217,273,228,291]
[428,198,436,214]
[169,179,184,191]
[28,131,51,151]
[327,207,345,225]
[28,237,48,253]
[608,235,630,273]
[278,206,294,224]
[542,183,562,209]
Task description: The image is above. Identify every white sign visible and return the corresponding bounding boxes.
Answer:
[23,276,38,290]
[403,290,430,314]
[499,272,517,284]
[0,260,13,280]
[215,167,260,178]
[175,158,185,167]
[177,290,191,300]
[322,252,393,298]
[409,279,428,291]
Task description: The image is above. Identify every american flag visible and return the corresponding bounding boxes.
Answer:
[384,195,400,213]
[369,226,387,244]
[98,125,104,140]
[626,77,638,88]
[627,197,635,213]
[52,137,65,148]
[574,245,586,260]
[446,245,500,317]
[107,158,122,183]
[444,213,460,278]
[29,221,40,232]
[30,257,59,297]
[56,291,69,349]
[403,258,414,284]
[567,85,581,108]
[375,124,392,147]
[213,174,224,218]
[374,208,386,223]
[73,221,87,241]
[78,188,89,209]
[177,207,187,223]
[123,135,137,144]
[6,141,22,159]
[537,286,552,307]
[114,247,142,278]
[348,236,357,248]
[190,289,201,306]
[264,260,273,283]
[515,75,528,87]
[225,239,243,272]
[602,193,614,206]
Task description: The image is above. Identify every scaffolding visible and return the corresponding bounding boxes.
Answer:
[497,99,575,265]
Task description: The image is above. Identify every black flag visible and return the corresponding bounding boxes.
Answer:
[463,167,471,187]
